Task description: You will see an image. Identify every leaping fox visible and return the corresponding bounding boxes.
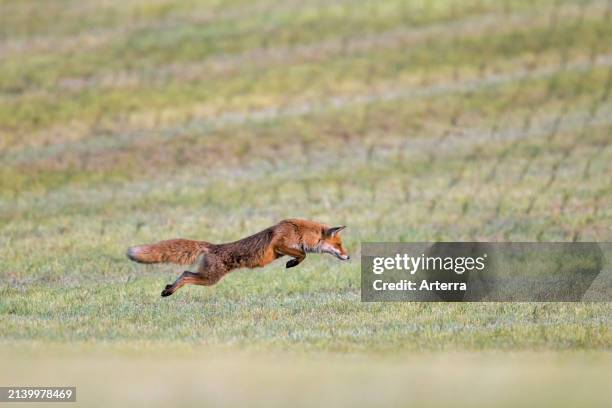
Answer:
[126,219,349,297]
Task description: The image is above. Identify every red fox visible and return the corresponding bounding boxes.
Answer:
[126,219,349,297]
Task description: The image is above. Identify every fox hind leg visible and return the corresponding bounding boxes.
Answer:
[161,271,224,297]
[161,255,227,297]
[162,271,191,297]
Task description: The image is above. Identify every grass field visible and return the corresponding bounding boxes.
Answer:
[1,0,611,406]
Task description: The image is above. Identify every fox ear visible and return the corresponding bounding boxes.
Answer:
[325,226,346,237]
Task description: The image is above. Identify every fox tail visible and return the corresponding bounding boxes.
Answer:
[126,239,210,265]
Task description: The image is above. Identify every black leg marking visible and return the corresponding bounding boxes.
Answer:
[161,284,175,297]
[286,258,300,268]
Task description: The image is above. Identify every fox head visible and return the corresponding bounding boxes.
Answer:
[321,226,350,261]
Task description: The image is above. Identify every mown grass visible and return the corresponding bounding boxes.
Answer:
[3,64,610,197]
[0,0,611,405]
[1,1,609,140]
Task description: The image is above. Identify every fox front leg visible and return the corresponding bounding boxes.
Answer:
[286,258,304,268]
[276,245,306,269]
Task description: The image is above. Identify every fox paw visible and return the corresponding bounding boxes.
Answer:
[286,259,300,268]
[161,285,173,297]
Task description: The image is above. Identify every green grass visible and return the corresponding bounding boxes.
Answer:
[0,0,611,405]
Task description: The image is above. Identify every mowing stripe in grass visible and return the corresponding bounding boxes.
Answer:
[2,103,609,222]
[46,1,608,94]
[3,53,611,167]
[0,0,373,56]
[3,4,608,152]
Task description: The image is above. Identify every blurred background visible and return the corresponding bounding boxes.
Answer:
[0,0,611,406]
